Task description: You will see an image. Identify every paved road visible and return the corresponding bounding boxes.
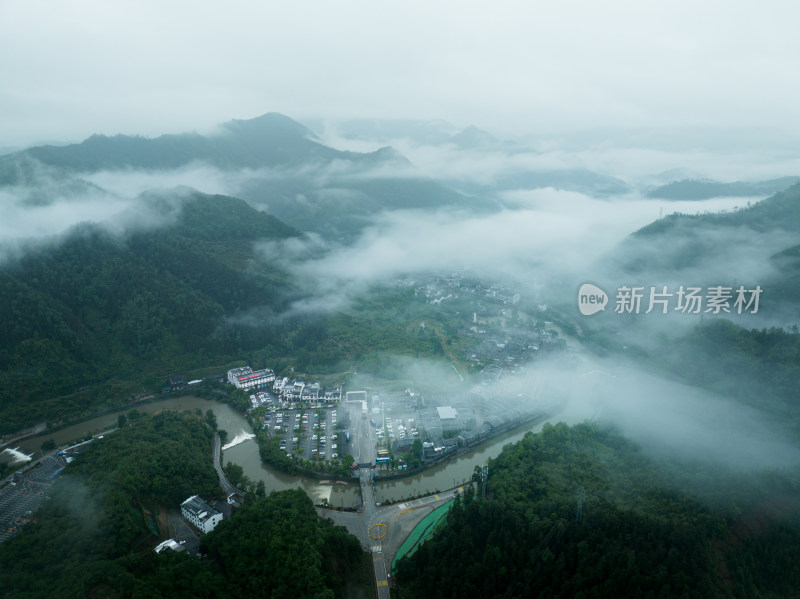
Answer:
[213,434,242,496]
[319,471,464,598]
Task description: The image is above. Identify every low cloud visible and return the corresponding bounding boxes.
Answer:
[261,189,755,317]
[0,184,190,263]
[315,123,800,190]
[507,354,800,472]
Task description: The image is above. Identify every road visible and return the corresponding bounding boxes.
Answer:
[319,469,464,598]
[311,400,468,597]
[213,434,242,496]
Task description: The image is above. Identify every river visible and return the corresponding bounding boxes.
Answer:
[13,396,566,508]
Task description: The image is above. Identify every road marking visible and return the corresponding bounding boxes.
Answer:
[377,580,388,587]
[370,523,388,540]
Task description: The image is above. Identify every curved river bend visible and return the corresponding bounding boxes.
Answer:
[17,396,562,507]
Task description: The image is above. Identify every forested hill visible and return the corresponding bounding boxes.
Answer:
[395,422,800,598]
[0,411,370,599]
[609,181,800,275]
[606,184,800,316]
[635,182,800,236]
[647,176,800,200]
[0,190,300,431]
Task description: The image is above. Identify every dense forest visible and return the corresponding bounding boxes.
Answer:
[0,411,220,597]
[205,489,370,599]
[394,422,800,598]
[0,191,298,430]
[659,320,800,433]
[0,411,370,599]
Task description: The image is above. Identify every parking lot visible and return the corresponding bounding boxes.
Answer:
[248,390,430,471]
[166,509,200,554]
[0,453,67,543]
[254,401,347,463]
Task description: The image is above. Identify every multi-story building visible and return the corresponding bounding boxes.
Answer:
[181,495,223,534]
[227,366,276,390]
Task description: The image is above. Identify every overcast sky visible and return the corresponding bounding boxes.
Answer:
[2,0,800,148]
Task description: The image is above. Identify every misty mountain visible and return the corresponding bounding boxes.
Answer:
[647,176,800,200]
[0,190,300,431]
[302,117,463,145]
[658,320,800,434]
[0,153,107,206]
[0,113,499,242]
[305,117,632,196]
[447,125,499,149]
[306,118,513,150]
[608,183,800,292]
[235,169,490,240]
[640,182,800,235]
[492,168,630,196]
[16,113,355,171]
[582,184,800,433]
[432,168,630,201]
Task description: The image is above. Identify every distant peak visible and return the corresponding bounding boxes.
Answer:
[449,125,498,148]
[221,112,317,139]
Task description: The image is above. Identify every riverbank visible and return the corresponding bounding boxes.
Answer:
[373,408,557,483]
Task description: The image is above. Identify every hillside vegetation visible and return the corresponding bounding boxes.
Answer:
[395,422,800,598]
[0,191,298,430]
[0,411,369,599]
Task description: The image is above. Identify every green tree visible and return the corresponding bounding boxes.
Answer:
[224,461,245,488]
[205,409,218,431]
[412,438,422,459]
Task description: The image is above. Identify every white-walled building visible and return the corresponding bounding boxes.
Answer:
[436,406,462,432]
[227,366,276,390]
[181,495,223,534]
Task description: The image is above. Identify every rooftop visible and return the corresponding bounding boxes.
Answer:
[436,406,458,420]
[181,495,219,520]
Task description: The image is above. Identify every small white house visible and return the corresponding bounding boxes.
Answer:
[154,538,186,554]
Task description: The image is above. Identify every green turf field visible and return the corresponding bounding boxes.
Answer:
[392,500,454,570]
